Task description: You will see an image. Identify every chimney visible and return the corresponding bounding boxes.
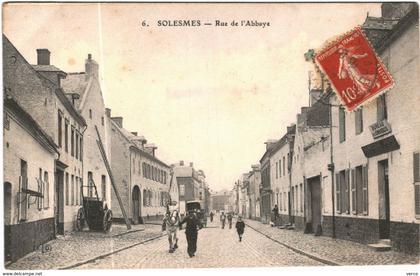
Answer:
[145,143,157,157]
[189,162,194,167]
[85,54,99,80]
[180,160,184,166]
[131,132,138,136]
[36,49,50,65]
[105,108,111,118]
[111,117,123,128]
[264,139,277,150]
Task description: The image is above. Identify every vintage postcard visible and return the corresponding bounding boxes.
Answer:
[1,1,419,273]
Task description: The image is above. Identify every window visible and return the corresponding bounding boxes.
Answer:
[89,109,92,119]
[283,156,286,176]
[44,171,49,208]
[377,94,387,121]
[179,184,185,196]
[279,159,281,177]
[79,136,83,161]
[362,165,368,214]
[71,175,75,205]
[20,159,28,221]
[143,189,147,206]
[71,127,75,156]
[101,116,104,126]
[58,112,62,147]
[339,170,350,214]
[276,162,278,179]
[38,168,43,210]
[102,175,107,201]
[339,107,346,143]
[355,108,363,135]
[65,173,69,206]
[75,132,79,159]
[138,161,141,175]
[413,153,420,217]
[300,183,303,212]
[76,177,79,205]
[65,120,69,152]
[335,172,341,213]
[88,172,93,197]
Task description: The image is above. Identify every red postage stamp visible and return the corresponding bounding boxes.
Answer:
[315,27,394,111]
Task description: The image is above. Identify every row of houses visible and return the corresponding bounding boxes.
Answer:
[232,3,419,254]
[3,35,210,262]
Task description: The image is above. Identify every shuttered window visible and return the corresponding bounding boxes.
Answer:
[336,172,341,213]
[414,152,420,217]
[351,169,356,214]
[345,169,350,213]
[377,94,388,121]
[362,165,369,214]
[44,171,49,208]
[339,107,346,143]
[355,108,363,135]
[65,173,69,206]
[355,166,363,214]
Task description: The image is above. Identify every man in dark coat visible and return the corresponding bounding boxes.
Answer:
[180,210,202,257]
[235,216,245,242]
[220,212,226,229]
[272,204,279,226]
[209,211,214,222]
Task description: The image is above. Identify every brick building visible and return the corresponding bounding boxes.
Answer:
[3,97,59,262]
[3,36,86,235]
[61,55,112,210]
[107,114,175,224]
[246,164,261,220]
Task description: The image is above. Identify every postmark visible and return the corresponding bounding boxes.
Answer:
[315,26,394,111]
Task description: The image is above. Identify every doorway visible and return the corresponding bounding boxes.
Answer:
[378,159,390,239]
[4,182,12,262]
[132,186,141,224]
[308,176,322,234]
[55,170,65,235]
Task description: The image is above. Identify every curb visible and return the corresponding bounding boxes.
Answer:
[59,234,165,269]
[245,222,342,266]
[111,228,145,238]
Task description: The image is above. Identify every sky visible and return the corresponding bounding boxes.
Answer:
[3,3,381,192]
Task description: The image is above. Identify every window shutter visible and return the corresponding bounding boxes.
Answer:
[414,152,420,183]
[415,184,420,216]
[335,173,341,213]
[345,169,350,214]
[362,165,369,214]
[351,169,356,214]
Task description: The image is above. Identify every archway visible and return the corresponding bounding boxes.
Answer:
[132,186,141,224]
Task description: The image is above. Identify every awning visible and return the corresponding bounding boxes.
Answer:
[361,135,400,158]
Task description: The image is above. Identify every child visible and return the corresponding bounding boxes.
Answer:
[235,216,245,242]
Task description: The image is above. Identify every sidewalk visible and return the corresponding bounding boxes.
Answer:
[6,224,162,270]
[244,219,419,266]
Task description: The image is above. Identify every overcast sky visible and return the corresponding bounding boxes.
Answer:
[3,3,381,191]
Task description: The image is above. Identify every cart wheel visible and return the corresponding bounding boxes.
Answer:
[103,209,113,232]
[76,207,85,231]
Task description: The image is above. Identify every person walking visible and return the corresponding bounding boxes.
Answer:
[236,216,245,242]
[180,210,202,257]
[272,204,279,226]
[227,212,233,229]
[209,211,214,222]
[220,212,226,229]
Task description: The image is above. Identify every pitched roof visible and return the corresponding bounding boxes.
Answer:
[61,73,89,110]
[32,64,66,74]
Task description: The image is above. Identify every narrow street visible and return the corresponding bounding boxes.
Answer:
[75,219,323,269]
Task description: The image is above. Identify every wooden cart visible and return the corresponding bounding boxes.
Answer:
[76,180,113,232]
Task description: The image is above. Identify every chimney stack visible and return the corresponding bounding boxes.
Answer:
[131,132,138,136]
[180,160,184,166]
[189,162,194,167]
[111,117,123,128]
[105,108,111,117]
[36,49,51,65]
[85,54,99,80]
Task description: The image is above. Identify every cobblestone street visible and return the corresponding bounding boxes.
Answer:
[76,219,323,269]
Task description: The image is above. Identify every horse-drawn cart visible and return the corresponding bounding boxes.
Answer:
[76,180,113,232]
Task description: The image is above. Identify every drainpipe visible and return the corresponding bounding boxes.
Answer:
[328,88,336,239]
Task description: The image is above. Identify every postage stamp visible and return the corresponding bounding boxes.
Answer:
[315,26,394,111]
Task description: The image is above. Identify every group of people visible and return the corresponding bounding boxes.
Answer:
[162,208,247,258]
